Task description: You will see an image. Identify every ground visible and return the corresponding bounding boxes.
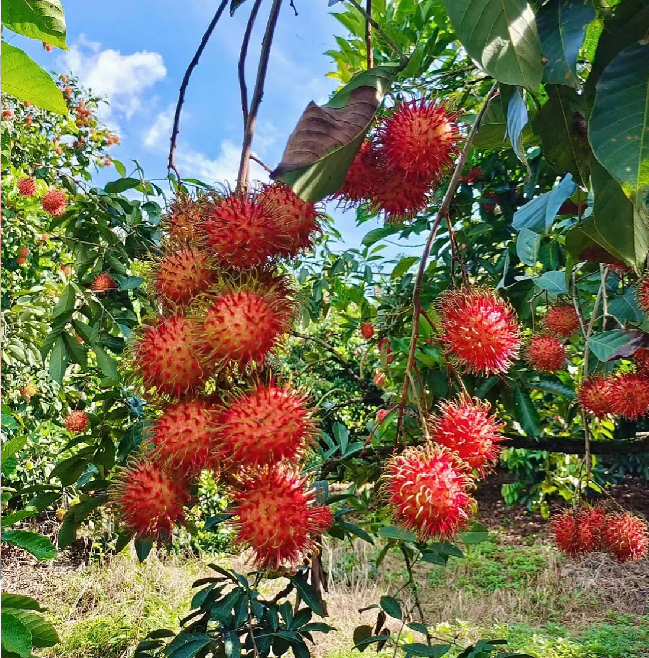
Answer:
[3,476,648,658]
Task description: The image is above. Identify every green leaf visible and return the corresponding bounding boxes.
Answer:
[1,530,57,560]
[474,96,536,150]
[1,611,32,658]
[135,537,153,562]
[608,287,644,323]
[1,436,27,464]
[457,531,490,545]
[93,345,119,379]
[504,86,529,167]
[532,85,591,187]
[0,42,67,114]
[362,225,402,247]
[1,593,44,611]
[512,386,541,436]
[48,335,68,384]
[516,228,541,266]
[512,174,577,232]
[2,510,37,527]
[58,495,107,549]
[588,329,632,361]
[589,158,649,271]
[165,633,213,658]
[52,284,75,319]
[590,41,649,206]
[1,412,19,431]
[379,595,402,619]
[530,379,575,399]
[289,576,323,617]
[421,550,447,565]
[403,643,451,657]
[5,609,58,648]
[536,0,595,87]
[533,270,568,294]
[111,158,126,177]
[50,454,88,486]
[1,0,67,49]
[378,525,417,542]
[272,64,401,202]
[441,0,543,90]
[117,276,144,291]
[391,256,419,279]
[104,177,142,194]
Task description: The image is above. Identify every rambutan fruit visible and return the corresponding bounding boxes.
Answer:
[551,509,582,557]
[436,288,521,375]
[18,246,29,258]
[578,506,607,553]
[379,100,460,180]
[232,467,332,570]
[17,256,27,266]
[634,348,649,377]
[636,272,649,313]
[376,409,389,423]
[374,371,386,387]
[377,337,394,364]
[578,375,615,418]
[112,457,190,540]
[17,178,36,196]
[202,191,289,268]
[165,193,205,242]
[198,276,295,368]
[526,335,566,373]
[428,396,504,476]
[370,169,431,223]
[361,322,374,339]
[41,189,66,216]
[91,272,118,292]
[609,262,632,276]
[337,140,383,203]
[65,410,89,433]
[602,513,648,562]
[216,382,315,468]
[20,384,38,400]
[258,183,320,254]
[134,314,208,398]
[607,373,649,420]
[544,305,580,338]
[384,445,475,541]
[153,248,214,306]
[148,400,219,474]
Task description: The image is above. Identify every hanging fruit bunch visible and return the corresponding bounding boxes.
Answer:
[110,183,332,571]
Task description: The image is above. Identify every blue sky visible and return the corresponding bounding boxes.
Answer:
[15,0,422,258]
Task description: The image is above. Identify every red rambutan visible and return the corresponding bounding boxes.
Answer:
[436,288,521,375]
[148,400,219,474]
[636,273,649,313]
[634,348,649,377]
[166,194,205,242]
[551,509,582,557]
[379,100,459,181]
[199,277,295,367]
[17,178,36,196]
[112,457,190,540]
[544,305,580,338]
[337,140,383,203]
[232,467,332,570]
[384,445,475,541]
[602,513,648,562]
[258,183,319,254]
[526,335,566,373]
[361,322,374,339]
[20,384,38,400]
[374,371,386,387]
[370,169,431,223]
[41,189,66,216]
[216,382,315,468]
[578,506,607,553]
[65,410,89,433]
[202,192,288,268]
[91,272,118,292]
[377,337,394,364]
[154,248,214,306]
[428,396,504,476]
[578,375,615,418]
[607,373,649,420]
[18,246,29,258]
[134,314,208,398]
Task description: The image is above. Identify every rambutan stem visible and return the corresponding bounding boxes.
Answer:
[396,82,498,443]
[168,0,229,182]
[237,0,283,191]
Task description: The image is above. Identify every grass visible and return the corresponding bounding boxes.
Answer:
[4,527,646,657]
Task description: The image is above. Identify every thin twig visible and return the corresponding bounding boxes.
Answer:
[168,0,229,181]
[250,152,273,173]
[396,82,499,442]
[346,0,407,67]
[400,546,431,646]
[237,0,283,190]
[239,0,264,127]
[365,0,373,69]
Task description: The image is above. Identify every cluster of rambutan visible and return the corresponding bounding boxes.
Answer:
[525,304,580,374]
[552,505,648,562]
[336,100,460,223]
[110,183,333,571]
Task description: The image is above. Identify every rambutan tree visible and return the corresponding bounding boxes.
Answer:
[2,0,649,657]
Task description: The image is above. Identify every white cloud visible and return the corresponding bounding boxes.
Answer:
[143,104,176,150]
[59,35,167,120]
[175,140,268,187]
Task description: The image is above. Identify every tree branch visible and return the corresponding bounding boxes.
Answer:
[365,0,373,69]
[237,0,283,191]
[396,82,499,442]
[238,0,264,128]
[168,0,229,181]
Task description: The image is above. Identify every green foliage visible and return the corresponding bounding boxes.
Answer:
[1,592,59,657]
